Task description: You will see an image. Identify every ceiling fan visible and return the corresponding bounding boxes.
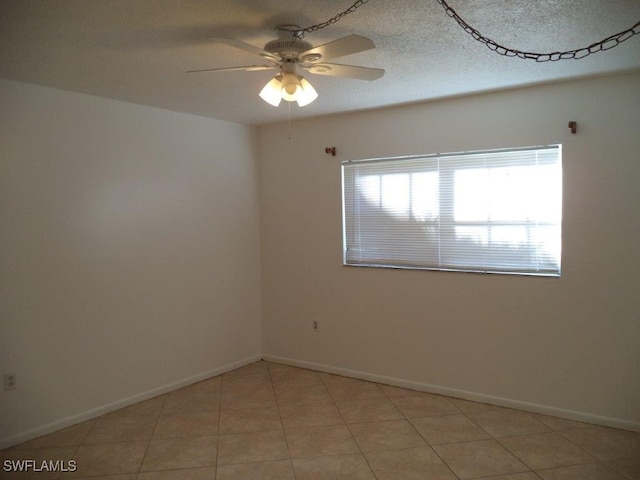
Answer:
[187,33,385,107]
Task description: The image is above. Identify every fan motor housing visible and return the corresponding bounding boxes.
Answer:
[263,39,313,60]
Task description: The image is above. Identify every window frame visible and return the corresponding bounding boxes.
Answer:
[341,145,562,277]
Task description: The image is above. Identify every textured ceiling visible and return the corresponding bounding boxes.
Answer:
[1,0,639,125]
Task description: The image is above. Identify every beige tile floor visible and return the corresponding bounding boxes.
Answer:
[2,361,639,479]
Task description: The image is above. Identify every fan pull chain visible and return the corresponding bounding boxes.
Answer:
[288,101,292,140]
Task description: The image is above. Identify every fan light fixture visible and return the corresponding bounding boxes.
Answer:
[259,72,318,107]
[187,34,385,111]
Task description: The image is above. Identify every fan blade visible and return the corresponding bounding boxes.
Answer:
[210,37,279,61]
[186,65,277,73]
[300,34,375,62]
[304,63,384,81]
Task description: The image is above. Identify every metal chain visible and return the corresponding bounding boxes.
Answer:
[437,0,640,61]
[279,0,640,61]
[277,0,371,39]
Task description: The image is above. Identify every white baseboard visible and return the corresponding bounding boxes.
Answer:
[263,353,640,433]
[0,355,262,450]
[4,352,638,450]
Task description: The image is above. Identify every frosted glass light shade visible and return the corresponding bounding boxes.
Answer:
[259,76,283,106]
[296,78,318,106]
[280,73,302,101]
[259,73,318,107]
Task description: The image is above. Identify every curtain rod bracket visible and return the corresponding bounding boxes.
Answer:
[325,146,336,156]
[568,121,577,134]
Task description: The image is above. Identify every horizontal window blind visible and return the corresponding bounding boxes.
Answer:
[342,145,562,276]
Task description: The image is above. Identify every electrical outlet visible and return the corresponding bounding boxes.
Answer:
[313,320,319,331]
[4,373,16,391]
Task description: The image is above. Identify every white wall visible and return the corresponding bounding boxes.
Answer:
[259,71,640,430]
[1,71,638,447]
[0,80,262,447]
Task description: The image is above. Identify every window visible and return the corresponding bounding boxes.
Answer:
[342,145,562,276]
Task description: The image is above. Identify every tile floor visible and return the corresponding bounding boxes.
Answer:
[2,361,639,479]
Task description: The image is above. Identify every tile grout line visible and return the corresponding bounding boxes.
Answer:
[214,376,223,479]
[456,408,537,478]
[424,402,629,479]
[64,420,94,480]
[327,376,404,479]
[553,426,610,460]
[325,377,383,480]
[265,361,298,480]
[494,428,599,472]
[379,384,464,480]
[494,415,630,476]
[452,404,548,476]
[135,394,167,478]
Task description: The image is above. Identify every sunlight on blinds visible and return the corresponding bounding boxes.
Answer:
[343,146,562,276]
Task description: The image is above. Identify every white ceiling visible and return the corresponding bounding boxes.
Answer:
[1,0,639,126]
